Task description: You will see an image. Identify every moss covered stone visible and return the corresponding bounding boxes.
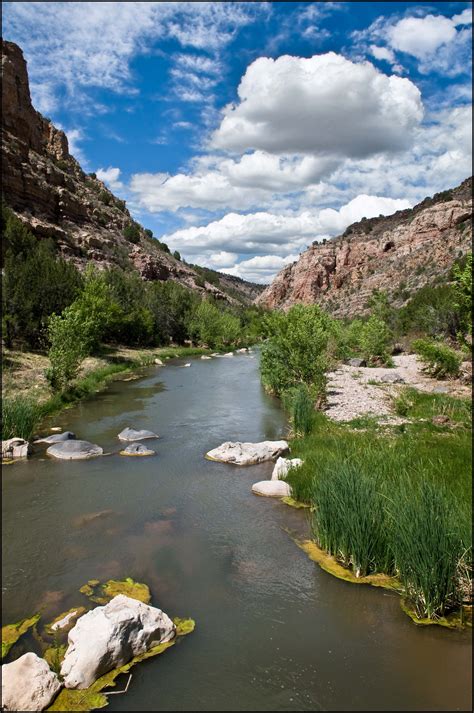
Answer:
[46,617,195,712]
[79,578,151,605]
[1,613,41,659]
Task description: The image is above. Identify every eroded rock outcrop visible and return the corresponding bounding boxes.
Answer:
[257,178,472,317]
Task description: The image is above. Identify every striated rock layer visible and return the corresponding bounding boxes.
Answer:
[257,178,472,317]
[1,39,263,305]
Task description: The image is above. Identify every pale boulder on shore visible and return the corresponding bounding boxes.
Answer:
[252,480,292,498]
[271,457,304,481]
[1,438,30,460]
[61,594,176,690]
[1,652,61,711]
[206,440,289,465]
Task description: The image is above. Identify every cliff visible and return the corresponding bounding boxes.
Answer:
[257,178,472,316]
[1,40,264,304]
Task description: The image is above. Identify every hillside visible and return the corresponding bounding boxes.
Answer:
[257,177,472,316]
[1,39,264,305]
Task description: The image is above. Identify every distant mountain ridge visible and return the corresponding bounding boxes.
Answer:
[257,177,472,316]
[1,39,264,305]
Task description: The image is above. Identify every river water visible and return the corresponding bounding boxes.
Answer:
[2,353,472,711]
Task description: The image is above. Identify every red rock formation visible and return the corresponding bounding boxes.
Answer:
[257,178,472,316]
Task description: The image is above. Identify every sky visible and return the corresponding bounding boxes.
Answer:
[3,1,472,283]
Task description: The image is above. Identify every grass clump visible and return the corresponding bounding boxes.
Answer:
[413,338,462,378]
[1,396,42,440]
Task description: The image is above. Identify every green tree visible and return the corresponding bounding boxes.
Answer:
[452,252,472,341]
[359,316,392,366]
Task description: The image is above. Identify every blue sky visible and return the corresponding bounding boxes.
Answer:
[3,1,472,283]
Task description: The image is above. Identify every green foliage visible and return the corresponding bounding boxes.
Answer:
[452,252,472,340]
[358,316,393,366]
[1,397,42,440]
[144,228,153,238]
[413,338,462,378]
[389,479,468,619]
[115,198,126,212]
[187,300,241,349]
[88,172,97,179]
[98,190,111,205]
[123,222,141,243]
[396,283,460,338]
[393,387,471,427]
[173,250,181,261]
[260,305,331,396]
[285,384,315,437]
[1,204,83,348]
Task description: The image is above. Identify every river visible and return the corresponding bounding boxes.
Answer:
[2,352,472,711]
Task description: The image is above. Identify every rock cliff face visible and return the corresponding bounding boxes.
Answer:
[1,40,263,304]
[257,178,472,316]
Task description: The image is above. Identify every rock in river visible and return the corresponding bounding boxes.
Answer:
[118,427,159,441]
[271,457,303,481]
[60,594,176,689]
[1,438,30,460]
[1,652,61,711]
[120,442,155,457]
[34,431,76,444]
[206,440,289,465]
[46,440,103,460]
[252,480,292,498]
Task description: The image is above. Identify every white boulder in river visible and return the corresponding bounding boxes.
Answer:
[61,594,176,689]
[120,442,155,457]
[252,480,292,497]
[1,652,61,711]
[271,457,304,481]
[46,440,103,460]
[34,431,76,444]
[1,438,30,460]
[117,427,159,441]
[206,440,289,465]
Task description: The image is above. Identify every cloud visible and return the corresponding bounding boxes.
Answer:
[223,254,299,284]
[355,9,473,76]
[2,1,266,111]
[211,53,423,157]
[96,166,124,191]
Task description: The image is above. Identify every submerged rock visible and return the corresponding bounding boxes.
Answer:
[1,652,61,711]
[117,427,159,441]
[120,442,155,457]
[252,480,292,498]
[46,440,103,460]
[271,457,304,481]
[34,431,76,444]
[60,594,176,689]
[1,438,30,460]
[206,440,289,465]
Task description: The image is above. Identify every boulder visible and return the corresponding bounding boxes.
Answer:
[60,594,176,689]
[347,358,366,367]
[120,442,155,457]
[271,457,304,481]
[206,440,289,466]
[1,438,30,460]
[379,373,405,384]
[201,355,212,360]
[34,431,76,444]
[432,385,449,394]
[252,480,291,498]
[154,358,164,366]
[236,348,248,353]
[223,352,234,357]
[46,440,103,460]
[1,652,61,711]
[117,428,159,441]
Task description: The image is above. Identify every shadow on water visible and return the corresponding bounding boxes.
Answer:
[2,354,472,712]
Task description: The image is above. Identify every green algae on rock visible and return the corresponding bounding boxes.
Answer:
[281,496,311,509]
[44,607,87,635]
[44,643,67,673]
[295,538,401,590]
[79,578,151,605]
[400,599,473,630]
[1,613,41,659]
[46,617,195,712]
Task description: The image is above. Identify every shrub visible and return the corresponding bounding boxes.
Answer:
[88,172,97,179]
[98,190,111,205]
[452,252,472,342]
[260,305,331,397]
[1,397,42,440]
[359,316,393,366]
[123,223,141,243]
[285,384,315,437]
[413,338,461,378]
[173,250,181,261]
